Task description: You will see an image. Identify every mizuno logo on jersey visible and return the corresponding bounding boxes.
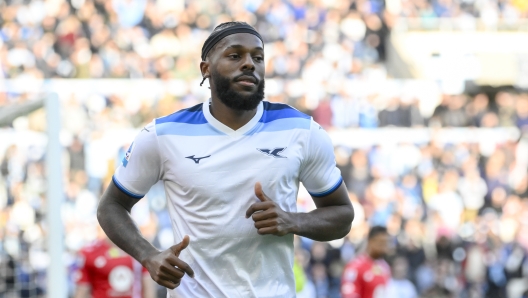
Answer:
[185,155,211,164]
[257,148,287,158]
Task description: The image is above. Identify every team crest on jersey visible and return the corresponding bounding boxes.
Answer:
[257,147,287,158]
[122,142,135,168]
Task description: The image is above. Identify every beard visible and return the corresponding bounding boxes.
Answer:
[210,69,265,111]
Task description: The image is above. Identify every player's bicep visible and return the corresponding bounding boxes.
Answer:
[311,182,352,209]
[100,180,143,212]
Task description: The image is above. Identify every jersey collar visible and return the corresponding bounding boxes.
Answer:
[202,98,263,137]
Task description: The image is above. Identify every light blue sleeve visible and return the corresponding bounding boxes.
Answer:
[113,121,162,199]
[299,120,342,197]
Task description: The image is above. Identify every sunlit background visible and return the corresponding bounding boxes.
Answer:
[1,0,528,297]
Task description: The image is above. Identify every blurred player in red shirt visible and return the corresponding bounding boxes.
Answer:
[341,226,391,298]
[74,226,155,298]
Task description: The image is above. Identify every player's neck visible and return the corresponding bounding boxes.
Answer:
[209,97,258,131]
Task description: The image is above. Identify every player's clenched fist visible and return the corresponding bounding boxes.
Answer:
[142,235,195,289]
[246,182,297,236]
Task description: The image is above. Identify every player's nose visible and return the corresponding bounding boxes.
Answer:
[240,53,256,72]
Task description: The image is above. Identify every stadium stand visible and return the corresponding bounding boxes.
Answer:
[1,0,528,297]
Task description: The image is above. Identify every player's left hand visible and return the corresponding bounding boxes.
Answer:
[245,182,297,236]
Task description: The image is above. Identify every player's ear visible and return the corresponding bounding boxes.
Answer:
[199,61,210,79]
[199,61,210,87]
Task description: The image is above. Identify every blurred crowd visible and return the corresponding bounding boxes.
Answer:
[1,89,528,297]
[395,0,528,20]
[310,89,528,131]
[297,91,528,298]
[1,0,527,85]
[1,0,528,297]
[0,0,395,82]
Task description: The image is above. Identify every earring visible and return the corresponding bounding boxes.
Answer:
[200,76,208,86]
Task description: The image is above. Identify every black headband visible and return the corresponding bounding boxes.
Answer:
[201,24,263,61]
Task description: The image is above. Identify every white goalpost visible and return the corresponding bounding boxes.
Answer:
[45,94,67,298]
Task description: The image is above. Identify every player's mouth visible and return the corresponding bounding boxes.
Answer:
[235,75,257,87]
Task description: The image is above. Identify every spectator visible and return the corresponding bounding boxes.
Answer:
[397,219,427,284]
[427,170,464,232]
[112,0,147,28]
[458,168,487,215]
[516,94,528,130]
[386,256,418,298]
[496,92,517,127]
[74,227,156,298]
[441,95,469,127]
[467,93,490,127]
[341,226,391,298]
[346,150,372,200]
[68,136,86,173]
[378,98,407,127]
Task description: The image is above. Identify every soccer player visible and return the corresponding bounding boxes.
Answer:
[97,21,354,297]
[74,233,156,298]
[341,226,391,298]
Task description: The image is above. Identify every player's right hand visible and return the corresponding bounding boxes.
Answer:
[142,235,195,289]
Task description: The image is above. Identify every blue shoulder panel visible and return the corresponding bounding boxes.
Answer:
[245,102,311,135]
[155,103,225,136]
[260,102,311,123]
[156,103,207,125]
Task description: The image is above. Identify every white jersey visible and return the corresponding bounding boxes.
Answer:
[113,100,342,298]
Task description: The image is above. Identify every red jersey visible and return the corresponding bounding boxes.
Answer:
[75,240,148,298]
[341,254,391,298]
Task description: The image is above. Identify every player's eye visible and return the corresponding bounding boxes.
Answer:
[253,56,264,62]
[229,54,241,59]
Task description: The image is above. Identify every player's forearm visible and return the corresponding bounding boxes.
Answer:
[97,195,159,264]
[289,205,354,241]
